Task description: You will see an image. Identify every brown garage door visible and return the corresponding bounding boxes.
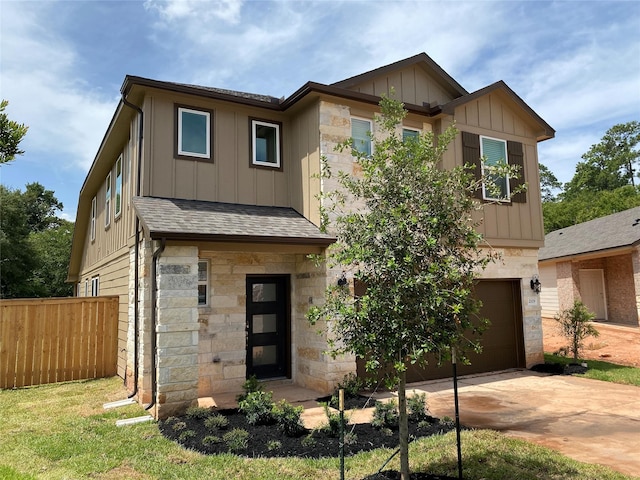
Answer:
[357,280,525,383]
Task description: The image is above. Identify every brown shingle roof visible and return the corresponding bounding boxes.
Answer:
[132,197,335,246]
[539,206,640,261]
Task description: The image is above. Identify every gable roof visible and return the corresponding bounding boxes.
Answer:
[539,206,640,262]
[132,197,335,246]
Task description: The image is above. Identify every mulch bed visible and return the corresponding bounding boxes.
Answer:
[531,362,588,375]
[363,472,459,480]
[159,406,456,459]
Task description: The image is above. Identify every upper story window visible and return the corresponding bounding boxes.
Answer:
[351,117,372,156]
[114,155,123,219]
[402,127,420,143]
[198,260,209,306]
[480,136,509,200]
[105,172,112,228]
[461,131,526,204]
[251,119,281,168]
[90,196,96,242]
[177,106,211,160]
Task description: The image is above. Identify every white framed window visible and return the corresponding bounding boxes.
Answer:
[84,279,89,296]
[114,155,123,218]
[198,260,209,306]
[480,135,509,200]
[105,172,112,228]
[177,106,211,159]
[90,196,96,242]
[91,276,99,296]
[402,127,420,143]
[351,117,372,156]
[251,119,281,168]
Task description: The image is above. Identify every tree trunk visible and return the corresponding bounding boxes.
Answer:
[398,369,410,480]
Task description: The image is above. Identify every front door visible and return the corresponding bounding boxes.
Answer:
[246,275,290,379]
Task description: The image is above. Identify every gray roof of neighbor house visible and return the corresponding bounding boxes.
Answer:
[132,197,335,245]
[539,206,640,262]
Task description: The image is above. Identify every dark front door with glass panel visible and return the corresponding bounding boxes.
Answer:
[246,276,290,379]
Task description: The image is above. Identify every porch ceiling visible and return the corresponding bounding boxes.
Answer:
[132,196,335,246]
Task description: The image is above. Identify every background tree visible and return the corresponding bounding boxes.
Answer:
[0,99,29,164]
[0,183,72,298]
[308,97,518,479]
[539,163,562,202]
[542,121,640,233]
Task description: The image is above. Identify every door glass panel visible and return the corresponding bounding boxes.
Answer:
[252,346,277,366]
[253,314,277,333]
[252,283,277,302]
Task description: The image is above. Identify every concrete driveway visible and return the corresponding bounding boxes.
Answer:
[412,370,640,477]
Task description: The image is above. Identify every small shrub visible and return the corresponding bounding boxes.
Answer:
[555,300,600,361]
[223,428,249,453]
[172,421,187,431]
[319,403,349,438]
[407,392,430,422]
[202,435,222,447]
[380,427,394,437]
[329,373,364,408]
[204,413,229,431]
[178,430,196,442]
[266,440,282,451]
[185,406,211,420]
[371,399,399,429]
[236,375,263,402]
[238,391,275,426]
[272,400,306,437]
[344,432,358,445]
[301,433,317,448]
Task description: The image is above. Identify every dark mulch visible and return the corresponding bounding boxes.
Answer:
[363,471,459,480]
[316,394,376,410]
[159,407,456,459]
[531,362,588,375]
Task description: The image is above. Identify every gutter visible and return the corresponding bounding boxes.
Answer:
[121,95,143,399]
[146,237,166,412]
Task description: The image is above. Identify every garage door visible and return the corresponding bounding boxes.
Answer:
[357,280,526,383]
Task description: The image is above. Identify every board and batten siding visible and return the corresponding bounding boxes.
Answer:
[142,92,303,210]
[437,92,545,248]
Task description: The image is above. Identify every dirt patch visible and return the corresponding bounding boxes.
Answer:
[542,317,640,367]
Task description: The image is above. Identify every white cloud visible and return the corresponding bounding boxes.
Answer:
[145,0,243,25]
[0,2,117,173]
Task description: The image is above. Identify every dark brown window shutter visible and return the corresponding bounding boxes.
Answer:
[462,132,482,199]
[508,141,526,203]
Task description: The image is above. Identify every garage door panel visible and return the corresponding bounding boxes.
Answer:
[357,280,525,383]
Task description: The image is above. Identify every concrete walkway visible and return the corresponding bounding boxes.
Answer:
[413,370,640,477]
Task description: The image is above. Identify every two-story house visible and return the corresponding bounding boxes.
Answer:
[67,53,554,419]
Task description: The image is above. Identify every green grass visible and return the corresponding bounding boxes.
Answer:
[544,353,640,386]
[0,377,637,480]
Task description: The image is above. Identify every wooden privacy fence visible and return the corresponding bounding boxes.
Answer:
[0,296,119,389]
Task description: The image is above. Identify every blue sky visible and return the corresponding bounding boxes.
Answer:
[1,0,639,220]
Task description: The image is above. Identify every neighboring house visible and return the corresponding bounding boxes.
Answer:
[67,53,554,419]
[539,206,640,326]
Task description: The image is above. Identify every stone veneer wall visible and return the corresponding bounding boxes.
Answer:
[197,250,355,398]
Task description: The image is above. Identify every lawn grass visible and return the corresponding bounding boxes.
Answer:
[544,353,640,386]
[0,377,637,480]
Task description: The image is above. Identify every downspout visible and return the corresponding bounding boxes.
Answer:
[145,237,166,411]
[121,96,143,399]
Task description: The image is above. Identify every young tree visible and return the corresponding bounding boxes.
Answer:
[308,96,520,479]
[0,100,29,164]
[554,301,599,362]
[539,163,562,202]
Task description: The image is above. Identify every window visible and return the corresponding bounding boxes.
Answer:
[351,118,372,156]
[251,119,281,168]
[91,276,99,296]
[177,106,211,159]
[84,279,88,297]
[114,155,122,218]
[461,131,526,203]
[90,196,96,241]
[198,260,209,306]
[480,136,509,200]
[105,172,112,228]
[402,128,420,143]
